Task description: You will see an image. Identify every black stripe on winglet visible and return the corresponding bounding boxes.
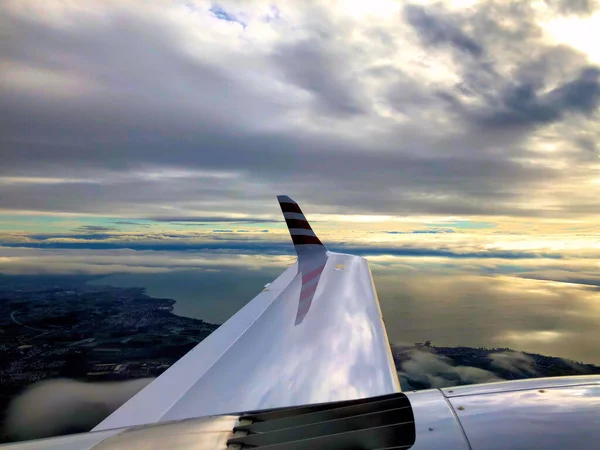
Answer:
[279,202,303,214]
[291,235,324,246]
[285,218,313,230]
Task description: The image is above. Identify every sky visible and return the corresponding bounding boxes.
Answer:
[1,0,600,363]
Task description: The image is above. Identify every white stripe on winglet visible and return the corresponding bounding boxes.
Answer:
[283,212,307,220]
[289,228,316,237]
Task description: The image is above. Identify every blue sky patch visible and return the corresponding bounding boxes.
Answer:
[210,5,246,27]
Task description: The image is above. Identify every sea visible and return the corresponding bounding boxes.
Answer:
[89,266,600,365]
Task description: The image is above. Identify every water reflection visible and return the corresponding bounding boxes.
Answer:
[375,271,600,365]
[91,264,600,365]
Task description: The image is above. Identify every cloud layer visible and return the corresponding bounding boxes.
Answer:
[1,0,599,219]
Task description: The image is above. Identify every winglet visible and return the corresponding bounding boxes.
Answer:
[277,195,327,254]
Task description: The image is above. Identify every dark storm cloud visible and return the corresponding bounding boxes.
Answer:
[404,4,483,57]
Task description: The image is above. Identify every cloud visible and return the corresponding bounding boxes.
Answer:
[0,240,565,260]
[475,67,600,129]
[148,217,280,224]
[516,270,600,287]
[398,350,501,389]
[0,246,294,275]
[385,229,455,234]
[3,378,153,441]
[547,0,598,15]
[113,221,151,228]
[402,1,600,134]
[489,351,538,376]
[72,225,118,233]
[0,0,598,219]
[28,233,120,241]
[271,37,368,117]
[404,4,483,57]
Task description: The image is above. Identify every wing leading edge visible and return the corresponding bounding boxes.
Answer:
[94,196,400,431]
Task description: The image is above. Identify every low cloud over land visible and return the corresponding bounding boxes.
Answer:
[398,350,501,388]
[3,378,153,441]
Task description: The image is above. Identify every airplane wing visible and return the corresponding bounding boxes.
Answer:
[93,195,400,431]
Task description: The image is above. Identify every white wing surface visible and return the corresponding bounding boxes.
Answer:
[94,195,400,431]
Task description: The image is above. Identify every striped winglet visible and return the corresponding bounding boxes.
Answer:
[277,195,327,254]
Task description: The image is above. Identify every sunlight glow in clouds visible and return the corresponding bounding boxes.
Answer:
[543,12,600,63]
[342,0,402,18]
